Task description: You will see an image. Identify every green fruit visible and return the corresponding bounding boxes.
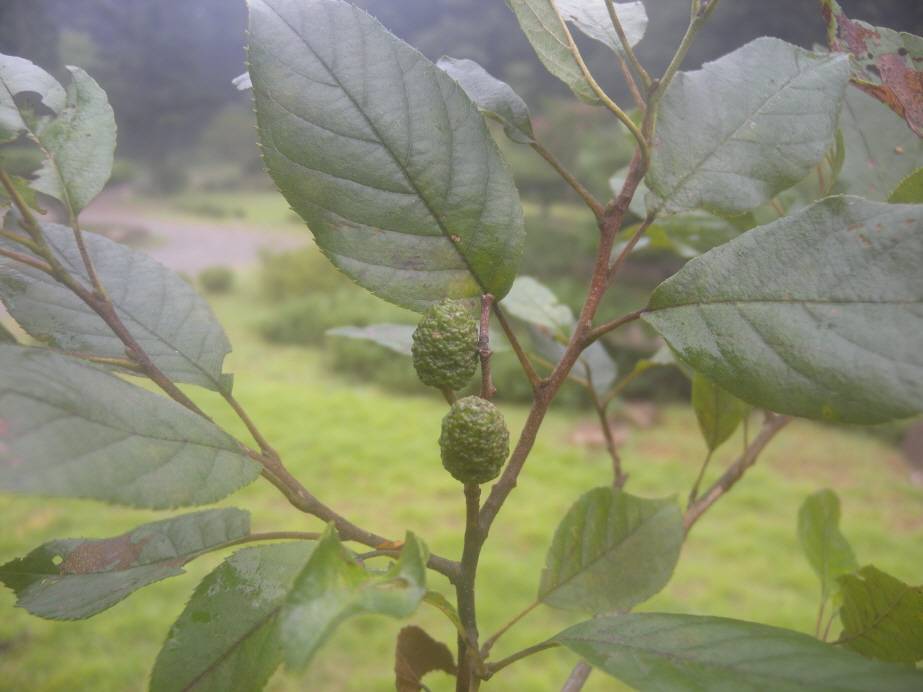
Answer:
[440,396,510,484]
[412,299,478,390]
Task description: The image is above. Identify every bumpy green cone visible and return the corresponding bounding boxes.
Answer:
[440,396,510,484]
[412,299,478,390]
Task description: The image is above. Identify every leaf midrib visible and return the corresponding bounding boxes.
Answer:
[541,504,671,602]
[258,0,492,294]
[564,620,881,686]
[653,48,840,206]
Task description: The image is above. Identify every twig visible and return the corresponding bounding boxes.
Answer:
[480,600,539,658]
[561,661,593,692]
[588,378,626,488]
[815,598,827,639]
[617,54,646,111]
[479,150,648,533]
[478,294,496,400]
[684,414,791,532]
[0,229,43,254]
[483,640,558,678]
[0,247,55,275]
[605,0,652,89]
[69,215,106,298]
[253,449,460,581]
[530,141,605,220]
[607,214,656,284]
[492,303,541,390]
[687,450,714,506]
[552,10,649,166]
[456,483,484,691]
[583,308,645,346]
[644,0,721,140]
[222,389,279,458]
[441,387,458,405]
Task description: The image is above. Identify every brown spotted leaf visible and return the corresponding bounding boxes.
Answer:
[821,0,923,137]
[0,508,250,620]
[395,625,456,692]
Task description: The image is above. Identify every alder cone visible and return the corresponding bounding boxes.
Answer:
[411,300,478,390]
[440,396,510,484]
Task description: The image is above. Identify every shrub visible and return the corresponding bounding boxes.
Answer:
[198,266,235,294]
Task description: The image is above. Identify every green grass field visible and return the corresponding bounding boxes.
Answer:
[2,287,922,691]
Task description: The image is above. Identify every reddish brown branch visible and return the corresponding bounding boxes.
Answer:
[492,303,541,390]
[479,150,648,534]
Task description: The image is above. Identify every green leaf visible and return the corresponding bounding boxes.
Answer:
[504,0,598,104]
[838,565,923,663]
[437,57,534,144]
[280,527,428,671]
[0,509,249,621]
[821,0,923,137]
[422,591,463,635]
[798,489,858,603]
[837,88,923,201]
[0,219,234,392]
[538,488,683,614]
[555,1,647,56]
[0,346,260,508]
[555,612,923,691]
[501,276,574,340]
[0,53,66,144]
[889,168,923,204]
[643,196,923,424]
[150,541,316,692]
[691,371,748,452]
[248,0,524,312]
[30,67,116,215]
[326,324,415,356]
[647,38,849,215]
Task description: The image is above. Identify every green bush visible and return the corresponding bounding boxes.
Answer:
[259,288,415,346]
[198,266,235,294]
[259,248,354,300]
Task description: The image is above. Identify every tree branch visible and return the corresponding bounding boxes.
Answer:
[530,140,605,220]
[552,11,649,166]
[684,414,791,532]
[589,384,626,488]
[605,0,652,89]
[583,308,644,346]
[644,0,721,140]
[483,640,559,678]
[607,214,656,284]
[492,303,541,390]
[0,247,55,275]
[561,661,593,692]
[456,482,484,691]
[479,150,648,533]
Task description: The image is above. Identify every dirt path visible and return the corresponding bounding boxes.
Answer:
[80,191,307,274]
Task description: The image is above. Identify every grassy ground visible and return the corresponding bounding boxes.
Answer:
[1,286,921,691]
